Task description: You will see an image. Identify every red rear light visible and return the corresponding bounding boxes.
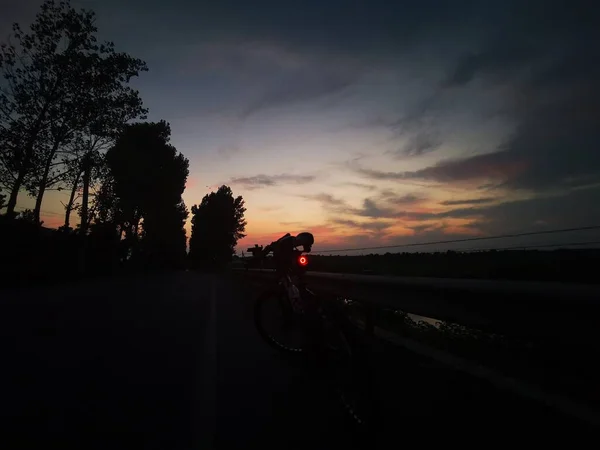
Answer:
[298,256,308,266]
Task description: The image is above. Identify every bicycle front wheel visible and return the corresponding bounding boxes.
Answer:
[254,289,310,354]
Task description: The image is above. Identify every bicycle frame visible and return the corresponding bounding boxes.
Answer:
[253,234,373,427]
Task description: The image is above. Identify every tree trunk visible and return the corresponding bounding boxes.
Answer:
[5,169,25,217]
[33,142,61,224]
[63,169,82,228]
[5,149,33,217]
[6,98,54,217]
[80,155,91,234]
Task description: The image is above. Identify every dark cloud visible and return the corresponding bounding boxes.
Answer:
[383,126,442,159]
[331,218,393,233]
[303,192,400,219]
[435,1,600,193]
[338,182,378,191]
[408,223,442,234]
[308,185,600,249]
[440,197,495,206]
[354,150,526,185]
[230,173,316,189]
[398,130,441,157]
[443,2,595,89]
[383,95,444,158]
[408,151,528,184]
[301,193,347,208]
[239,66,356,117]
[326,187,600,251]
[357,198,397,218]
[182,0,478,60]
[77,2,600,163]
[443,44,537,88]
[353,167,402,181]
[320,1,600,197]
[353,166,429,184]
[439,186,600,240]
[331,218,359,228]
[66,0,499,117]
[314,225,492,254]
[358,144,587,190]
[498,91,600,191]
[403,186,600,234]
[379,191,424,206]
[363,121,600,191]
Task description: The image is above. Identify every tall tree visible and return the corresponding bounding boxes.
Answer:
[0,0,147,221]
[104,121,189,268]
[0,0,89,216]
[72,44,147,232]
[189,185,247,267]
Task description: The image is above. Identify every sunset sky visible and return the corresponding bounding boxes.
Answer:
[4,0,600,253]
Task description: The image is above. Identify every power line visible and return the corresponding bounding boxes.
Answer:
[311,225,600,254]
[461,240,600,253]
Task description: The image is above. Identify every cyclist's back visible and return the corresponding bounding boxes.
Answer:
[264,232,314,256]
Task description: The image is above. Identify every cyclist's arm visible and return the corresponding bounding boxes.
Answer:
[261,243,274,258]
[258,233,292,258]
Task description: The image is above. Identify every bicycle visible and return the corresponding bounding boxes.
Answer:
[252,232,375,428]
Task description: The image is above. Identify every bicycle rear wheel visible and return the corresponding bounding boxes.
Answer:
[254,289,309,354]
[322,318,375,428]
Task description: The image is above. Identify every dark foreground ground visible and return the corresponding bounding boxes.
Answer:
[0,271,593,449]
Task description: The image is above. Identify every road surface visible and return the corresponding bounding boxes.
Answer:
[1,271,592,449]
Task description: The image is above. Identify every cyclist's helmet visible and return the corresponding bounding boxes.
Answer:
[295,232,314,252]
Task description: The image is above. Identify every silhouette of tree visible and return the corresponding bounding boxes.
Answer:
[16,208,41,225]
[189,185,247,268]
[0,0,147,221]
[102,121,189,268]
[0,0,92,217]
[68,48,147,232]
[91,161,119,226]
[0,122,19,209]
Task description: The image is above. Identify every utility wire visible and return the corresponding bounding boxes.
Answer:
[460,240,600,253]
[311,225,600,254]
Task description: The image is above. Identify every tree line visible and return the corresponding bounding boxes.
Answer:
[0,1,246,284]
[286,250,600,283]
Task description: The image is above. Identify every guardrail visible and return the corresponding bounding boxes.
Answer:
[236,268,600,343]
[234,267,600,426]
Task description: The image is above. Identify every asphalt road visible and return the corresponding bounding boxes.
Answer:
[1,271,592,449]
